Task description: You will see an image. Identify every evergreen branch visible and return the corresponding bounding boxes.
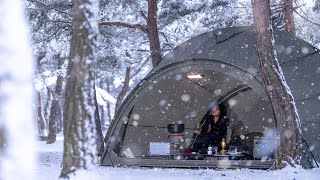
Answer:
[27,0,72,17]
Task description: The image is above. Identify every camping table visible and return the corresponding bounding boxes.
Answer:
[184,153,243,160]
[203,154,240,160]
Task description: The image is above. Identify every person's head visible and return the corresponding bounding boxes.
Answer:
[207,101,226,117]
[211,106,220,117]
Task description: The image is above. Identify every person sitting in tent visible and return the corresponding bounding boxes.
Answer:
[191,102,230,154]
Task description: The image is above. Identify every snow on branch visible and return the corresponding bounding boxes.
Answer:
[99,21,148,33]
[27,0,72,17]
[95,86,116,106]
[294,9,320,27]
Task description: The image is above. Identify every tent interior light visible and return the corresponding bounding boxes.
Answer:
[187,74,204,79]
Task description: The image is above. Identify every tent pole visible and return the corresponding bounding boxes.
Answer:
[302,136,319,168]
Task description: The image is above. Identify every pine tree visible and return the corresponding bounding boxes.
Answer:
[252,0,302,169]
[46,56,64,144]
[60,0,99,177]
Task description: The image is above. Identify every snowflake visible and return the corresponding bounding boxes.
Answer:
[181,94,191,102]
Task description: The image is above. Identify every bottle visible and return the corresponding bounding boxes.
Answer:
[195,122,200,130]
[221,138,226,150]
[207,145,213,155]
[214,146,218,155]
[221,138,227,155]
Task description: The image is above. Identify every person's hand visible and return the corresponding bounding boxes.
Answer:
[194,129,201,135]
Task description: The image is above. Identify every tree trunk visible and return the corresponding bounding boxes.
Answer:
[98,0,162,67]
[44,87,53,125]
[94,87,104,157]
[99,80,105,128]
[147,0,161,67]
[252,0,302,169]
[106,78,112,127]
[60,0,99,177]
[57,106,63,133]
[100,104,105,128]
[37,92,47,138]
[35,50,47,138]
[46,57,64,144]
[282,0,295,36]
[313,0,320,12]
[115,66,131,112]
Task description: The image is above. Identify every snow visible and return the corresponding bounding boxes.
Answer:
[95,86,117,105]
[0,0,35,180]
[2,0,319,179]
[33,135,320,180]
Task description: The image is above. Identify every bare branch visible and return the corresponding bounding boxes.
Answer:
[48,20,72,25]
[137,49,151,52]
[294,9,320,27]
[159,31,169,43]
[33,25,69,44]
[161,43,174,51]
[162,48,173,52]
[130,57,150,78]
[99,21,148,33]
[271,3,305,13]
[159,32,173,50]
[139,8,148,22]
[293,3,306,10]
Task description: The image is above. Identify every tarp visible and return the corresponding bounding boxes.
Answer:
[101,26,320,168]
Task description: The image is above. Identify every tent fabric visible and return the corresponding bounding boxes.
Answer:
[101,26,320,168]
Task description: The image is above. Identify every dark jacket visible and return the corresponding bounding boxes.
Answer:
[201,115,229,145]
[191,114,230,153]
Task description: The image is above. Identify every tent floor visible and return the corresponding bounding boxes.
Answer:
[105,159,273,169]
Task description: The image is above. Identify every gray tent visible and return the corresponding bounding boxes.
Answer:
[101,26,320,169]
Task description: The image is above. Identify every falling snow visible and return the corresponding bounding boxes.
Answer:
[181,94,191,102]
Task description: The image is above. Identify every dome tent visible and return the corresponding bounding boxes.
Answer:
[100,26,320,169]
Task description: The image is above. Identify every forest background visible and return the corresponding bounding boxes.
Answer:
[28,0,320,139]
[1,0,320,179]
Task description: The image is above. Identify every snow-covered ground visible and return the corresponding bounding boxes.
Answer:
[33,136,320,180]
